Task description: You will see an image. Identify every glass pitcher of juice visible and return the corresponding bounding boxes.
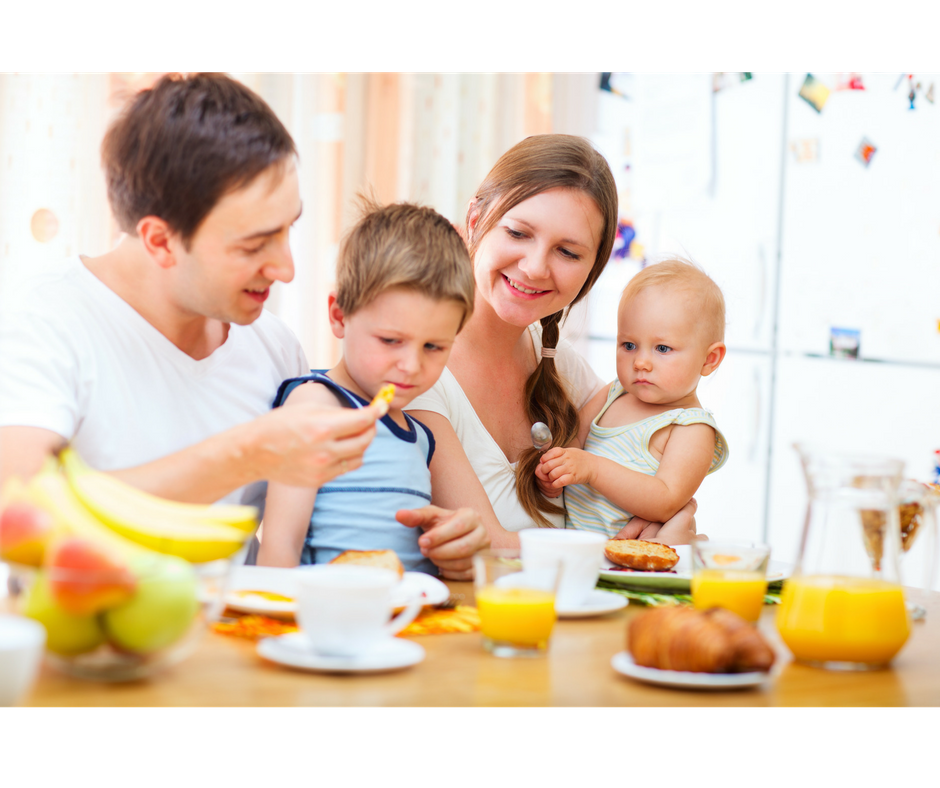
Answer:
[777,444,911,670]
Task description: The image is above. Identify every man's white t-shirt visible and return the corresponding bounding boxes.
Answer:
[407,324,604,532]
[0,257,308,509]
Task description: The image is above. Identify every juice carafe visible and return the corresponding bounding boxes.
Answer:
[777,444,911,670]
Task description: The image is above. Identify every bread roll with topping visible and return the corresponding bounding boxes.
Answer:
[605,539,679,571]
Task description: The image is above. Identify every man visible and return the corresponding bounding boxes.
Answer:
[0,73,486,578]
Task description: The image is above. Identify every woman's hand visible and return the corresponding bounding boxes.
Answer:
[538,446,596,488]
[396,505,490,580]
[612,500,703,544]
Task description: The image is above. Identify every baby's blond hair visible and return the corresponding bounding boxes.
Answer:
[335,196,475,330]
[620,257,726,343]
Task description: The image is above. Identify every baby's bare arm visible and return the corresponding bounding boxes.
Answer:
[541,423,715,523]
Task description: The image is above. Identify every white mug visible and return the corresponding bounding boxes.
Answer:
[296,565,422,657]
[519,529,607,609]
[0,614,46,706]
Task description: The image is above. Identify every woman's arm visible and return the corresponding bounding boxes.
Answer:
[408,409,518,550]
[539,423,716,523]
[575,383,610,448]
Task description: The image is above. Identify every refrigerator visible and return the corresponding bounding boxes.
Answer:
[584,73,940,573]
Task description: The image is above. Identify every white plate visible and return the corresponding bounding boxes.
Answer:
[224,566,449,617]
[599,545,792,592]
[257,632,425,674]
[556,589,629,618]
[611,651,771,690]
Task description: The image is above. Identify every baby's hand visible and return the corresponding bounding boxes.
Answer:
[534,461,562,498]
[539,447,596,489]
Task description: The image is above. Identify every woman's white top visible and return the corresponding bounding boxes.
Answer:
[407,324,604,531]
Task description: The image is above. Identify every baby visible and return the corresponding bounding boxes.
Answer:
[536,258,728,541]
[257,199,475,572]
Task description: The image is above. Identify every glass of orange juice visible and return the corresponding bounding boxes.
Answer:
[691,541,771,622]
[473,549,560,658]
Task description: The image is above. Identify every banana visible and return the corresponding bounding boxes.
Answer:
[58,449,252,563]
[24,465,158,564]
[60,448,258,534]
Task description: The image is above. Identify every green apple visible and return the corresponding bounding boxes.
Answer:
[24,571,106,656]
[102,555,199,654]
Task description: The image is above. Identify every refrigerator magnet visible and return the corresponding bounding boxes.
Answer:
[854,138,877,168]
[926,83,935,104]
[830,327,860,360]
[798,74,831,113]
[790,138,820,164]
[835,73,865,91]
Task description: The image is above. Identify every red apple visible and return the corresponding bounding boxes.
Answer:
[46,536,138,615]
[0,500,54,566]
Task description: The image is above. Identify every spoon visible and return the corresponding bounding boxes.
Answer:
[531,421,553,452]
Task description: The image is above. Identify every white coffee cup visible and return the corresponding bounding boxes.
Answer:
[296,565,423,657]
[0,614,46,706]
[519,529,607,609]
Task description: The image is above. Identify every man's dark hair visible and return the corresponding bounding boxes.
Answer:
[101,73,297,247]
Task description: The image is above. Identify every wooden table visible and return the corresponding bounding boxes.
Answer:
[22,582,940,706]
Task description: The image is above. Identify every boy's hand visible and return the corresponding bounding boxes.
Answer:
[396,505,489,580]
[534,461,563,498]
[539,447,596,489]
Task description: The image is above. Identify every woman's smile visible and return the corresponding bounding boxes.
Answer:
[473,188,603,326]
[502,273,550,297]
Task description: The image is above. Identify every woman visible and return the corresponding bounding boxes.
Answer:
[409,134,697,548]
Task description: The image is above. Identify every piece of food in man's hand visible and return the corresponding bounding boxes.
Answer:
[328,549,405,578]
[605,539,679,571]
[627,606,776,674]
[370,384,396,407]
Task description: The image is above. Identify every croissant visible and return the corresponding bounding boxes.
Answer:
[628,606,776,674]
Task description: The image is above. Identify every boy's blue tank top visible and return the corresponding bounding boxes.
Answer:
[272,372,437,575]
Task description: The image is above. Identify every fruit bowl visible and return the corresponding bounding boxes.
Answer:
[4,555,232,682]
[0,447,258,682]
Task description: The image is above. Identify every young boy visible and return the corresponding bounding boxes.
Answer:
[536,258,729,541]
[256,200,476,573]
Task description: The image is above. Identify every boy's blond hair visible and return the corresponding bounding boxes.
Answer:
[335,197,475,330]
[620,257,726,343]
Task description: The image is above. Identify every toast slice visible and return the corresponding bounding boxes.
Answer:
[328,549,405,578]
[605,539,679,571]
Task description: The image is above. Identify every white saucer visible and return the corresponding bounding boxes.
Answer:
[611,651,770,690]
[223,567,449,618]
[257,633,425,674]
[555,589,629,618]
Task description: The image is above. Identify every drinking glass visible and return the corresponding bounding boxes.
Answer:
[895,480,939,621]
[691,541,771,622]
[473,549,560,658]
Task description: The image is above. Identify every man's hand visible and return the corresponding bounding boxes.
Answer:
[538,447,597,489]
[246,400,387,489]
[396,505,489,580]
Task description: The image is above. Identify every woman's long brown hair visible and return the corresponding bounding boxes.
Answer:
[467,135,618,527]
